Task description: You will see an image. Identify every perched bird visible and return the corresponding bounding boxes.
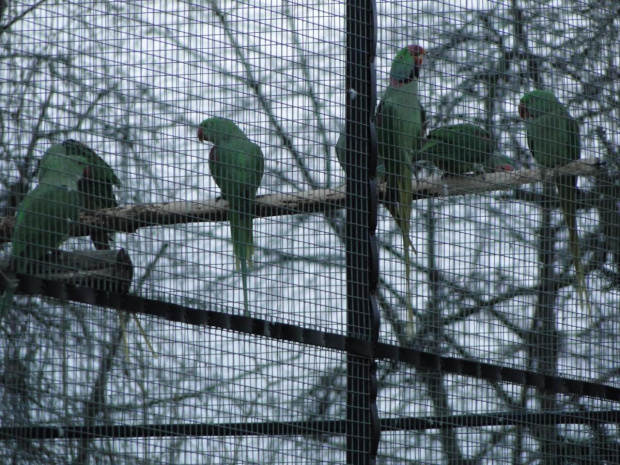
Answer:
[377,44,426,332]
[39,139,121,250]
[2,141,155,356]
[0,143,84,322]
[417,124,499,176]
[198,117,265,315]
[519,90,590,314]
[337,45,426,332]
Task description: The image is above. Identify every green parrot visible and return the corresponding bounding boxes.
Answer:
[417,124,502,175]
[41,141,155,355]
[335,45,426,333]
[336,44,426,182]
[0,143,84,322]
[198,117,265,316]
[2,141,155,356]
[39,139,121,250]
[377,44,426,332]
[519,90,590,314]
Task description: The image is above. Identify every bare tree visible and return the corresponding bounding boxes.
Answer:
[0,1,618,464]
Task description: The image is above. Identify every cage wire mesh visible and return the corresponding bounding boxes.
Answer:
[0,0,619,464]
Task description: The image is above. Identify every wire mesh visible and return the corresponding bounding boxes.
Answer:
[0,0,619,464]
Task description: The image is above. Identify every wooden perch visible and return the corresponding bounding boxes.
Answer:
[0,158,601,243]
[412,158,601,199]
[0,249,134,295]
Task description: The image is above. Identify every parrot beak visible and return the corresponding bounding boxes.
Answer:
[408,44,426,67]
[197,127,205,142]
[518,101,529,119]
[414,49,426,67]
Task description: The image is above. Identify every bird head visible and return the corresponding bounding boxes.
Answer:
[519,90,561,120]
[62,139,90,151]
[197,117,245,145]
[389,45,425,87]
[408,44,426,67]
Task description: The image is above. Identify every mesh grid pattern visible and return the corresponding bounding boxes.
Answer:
[1,0,619,464]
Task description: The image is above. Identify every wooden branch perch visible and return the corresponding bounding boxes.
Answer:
[0,158,601,243]
[412,158,601,199]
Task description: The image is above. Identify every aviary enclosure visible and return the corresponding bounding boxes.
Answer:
[0,1,619,464]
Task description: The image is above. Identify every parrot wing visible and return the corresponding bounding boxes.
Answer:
[419,124,496,175]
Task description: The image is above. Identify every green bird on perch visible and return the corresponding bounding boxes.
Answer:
[198,117,265,316]
[336,45,426,335]
[519,89,591,315]
[1,141,85,322]
[376,45,426,334]
[38,139,121,250]
[2,140,155,357]
[417,124,513,176]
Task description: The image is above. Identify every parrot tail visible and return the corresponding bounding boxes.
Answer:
[402,239,415,336]
[116,310,158,360]
[386,170,417,335]
[229,199,255,316]
[131,313,157,357]
[398,169,417,336]
[557,176,592,315]
[240,257,250,317]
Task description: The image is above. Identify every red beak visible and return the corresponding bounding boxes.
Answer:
[408,44,426,66]
[518,101,528,119]
[197,127,204,142]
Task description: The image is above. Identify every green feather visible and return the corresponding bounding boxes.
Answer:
[199,117,265,316]
[377,45,426,335]
[2,141,154,358]
[519,90,591,315]
[39,139,120,250]
[1,158,82,322]
[418,124,498,175]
